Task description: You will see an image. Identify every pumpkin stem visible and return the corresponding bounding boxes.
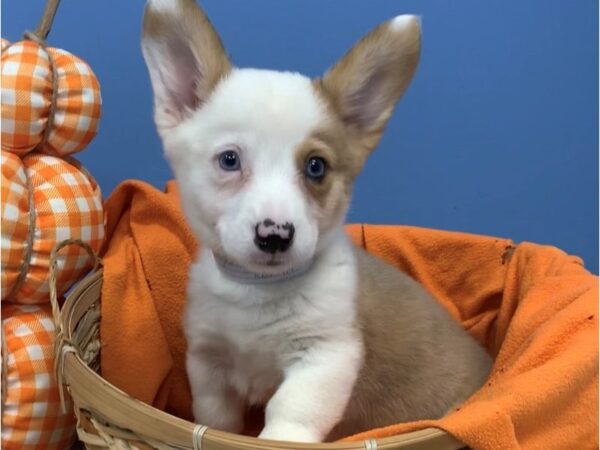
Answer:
[34,0,62,41]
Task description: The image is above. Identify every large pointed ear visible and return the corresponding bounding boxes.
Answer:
[317,15,421,155]
[141,0,231,133]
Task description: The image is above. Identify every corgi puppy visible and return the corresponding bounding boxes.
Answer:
[141,0,492,442]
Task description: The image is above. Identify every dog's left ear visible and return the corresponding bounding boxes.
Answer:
[142,0,231,134]
[318,15,421,158]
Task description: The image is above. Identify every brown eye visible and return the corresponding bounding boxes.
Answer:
[305,157,327,181]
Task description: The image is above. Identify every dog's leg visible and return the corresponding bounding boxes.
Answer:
[258,339,362,442]
[187,351,245,433]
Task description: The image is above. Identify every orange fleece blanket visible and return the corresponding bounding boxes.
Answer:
[100,180,598,449]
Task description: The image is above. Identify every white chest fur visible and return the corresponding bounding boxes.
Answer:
[183,232,364,440]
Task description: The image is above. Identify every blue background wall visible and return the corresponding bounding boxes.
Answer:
[4,1,598,273]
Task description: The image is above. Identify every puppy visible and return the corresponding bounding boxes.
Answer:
[141,0,492,442]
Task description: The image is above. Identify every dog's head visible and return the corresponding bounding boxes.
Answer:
[142,0,420,274]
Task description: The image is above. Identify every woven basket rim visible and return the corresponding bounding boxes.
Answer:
[57,269,466,450]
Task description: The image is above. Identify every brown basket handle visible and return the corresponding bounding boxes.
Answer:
[49,239,101,330]
[49,238,101,412]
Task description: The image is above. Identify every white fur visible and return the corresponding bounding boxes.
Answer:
[185,231,363,441]
[160,69,362,441]
[164,69,343,273]
[390,14,419,31]
[147,0,179,13]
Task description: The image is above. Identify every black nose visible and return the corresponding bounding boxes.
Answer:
[254,219,295,254]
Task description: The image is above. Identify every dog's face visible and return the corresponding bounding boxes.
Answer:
[142,0,420,274]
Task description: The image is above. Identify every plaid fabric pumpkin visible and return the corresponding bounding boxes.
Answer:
[1,303,76,450]
[1,151,105,303]
[1,39,101,157]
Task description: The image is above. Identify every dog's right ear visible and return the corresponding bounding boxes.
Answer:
[142,0,231,134]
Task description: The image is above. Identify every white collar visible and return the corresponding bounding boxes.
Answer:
[212,252,314,285]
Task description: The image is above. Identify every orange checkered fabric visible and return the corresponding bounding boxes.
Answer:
[1,39,101,157]
[1,151,105,303]
[1,152,29,298]
[1,303,76,450]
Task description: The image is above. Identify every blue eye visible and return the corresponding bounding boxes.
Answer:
[218,150,241,171]
[305,157,327,181]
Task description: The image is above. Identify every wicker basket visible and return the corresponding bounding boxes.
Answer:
[54,266,467,450]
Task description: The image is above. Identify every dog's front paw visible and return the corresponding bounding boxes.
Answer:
[258,422,322,443]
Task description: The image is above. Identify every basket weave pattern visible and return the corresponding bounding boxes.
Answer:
[54,268,466,450]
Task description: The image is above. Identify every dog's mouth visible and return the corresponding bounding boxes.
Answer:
[213,251,314,284]
[249,254,290,271]
[265,259,284,267]
[214,250,293,274]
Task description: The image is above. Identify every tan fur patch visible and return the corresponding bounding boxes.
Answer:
[314,16,421,172]
[143,0,232,100]
[294,123,354,233]
[326,248,492,440]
